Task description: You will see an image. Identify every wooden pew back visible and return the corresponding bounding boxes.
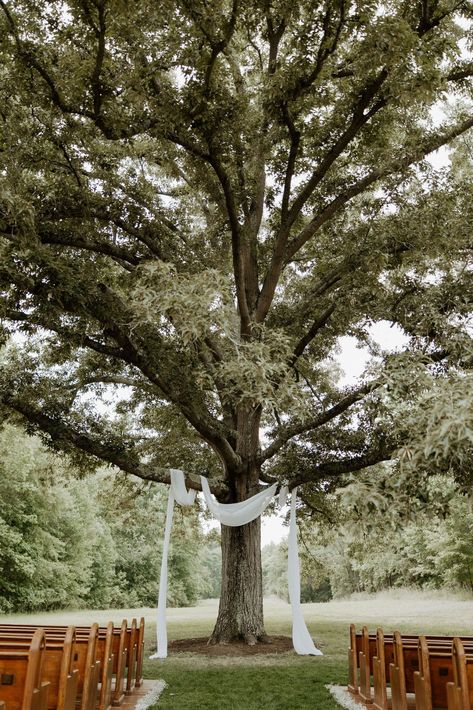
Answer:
[348,624,358,695]
[0,628,78,710]
[447,638,473,710]
[0,629,49,710]
[0,618,142,710]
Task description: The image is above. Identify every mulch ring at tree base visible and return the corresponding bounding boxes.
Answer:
[168,635,294,656]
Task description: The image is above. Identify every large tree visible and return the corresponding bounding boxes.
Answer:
[1,0,472,644]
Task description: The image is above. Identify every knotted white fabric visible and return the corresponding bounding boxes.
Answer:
[278,484,289,508]
[151,469,322,658]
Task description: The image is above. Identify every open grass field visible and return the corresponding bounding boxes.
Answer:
[2,591,472,710]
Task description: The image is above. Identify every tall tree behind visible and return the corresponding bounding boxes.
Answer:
[0,1,472,644]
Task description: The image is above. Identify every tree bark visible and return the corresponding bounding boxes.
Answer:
[208,404,267,645]
[208,517,265,644]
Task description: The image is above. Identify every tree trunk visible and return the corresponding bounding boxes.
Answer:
[208,404,267,645]
[208,517,265,644]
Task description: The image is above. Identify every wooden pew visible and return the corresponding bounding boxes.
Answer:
[390,631,410,710]
[80,625,101,710]
[389,634,473,710]
[0,619,141,710]
[134,619,144,689]
[372,628,418,709]
[0,627,78,710]
[0,628,49,710]
[123,620,136,696]
[414,635,453,710]
[0,620,138,706]
[352,628,473,677]
[48,623,126,708]
[359,626,374,704]
[348,624,359,696]
[0,625,99,710]
[373,628,389,710]
[72,622,113,710]
[110,622,127,707]
[446,638,473,710]
[74,621,127,706]
[351,625,473,706]
[60,623,134,703]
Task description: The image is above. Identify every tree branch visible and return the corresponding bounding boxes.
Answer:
[259,383,376,463]
[280,104,301,221]
[90,0,106,120]
[2,256,242,472]
[204,0,239,92]
[66,374,157,392]
[284,89,386,232]
[265,9,286,75]
[256,76,387,322]
[0,0,157,140]
[290,442,392,487]
[447,61,473,82]
[204,139,251,333]
[290,303,336,365]
[0,394,228,495]
[286,113,473,260]
[38,232,142,267]
[1,307,127,359]
[282,0,347,102]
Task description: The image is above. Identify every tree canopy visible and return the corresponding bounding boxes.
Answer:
[1,0,472,496]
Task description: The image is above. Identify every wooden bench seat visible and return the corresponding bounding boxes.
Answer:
[0,629,49,710]
[446,639,473,710]
[0,618,144,709]
[0,625,100,710]
[349,625,473,706]
[0,618,143,704]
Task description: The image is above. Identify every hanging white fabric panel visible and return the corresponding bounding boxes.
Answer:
[150,469,196,659]
[150,470,322,659]
[287,487,323,655]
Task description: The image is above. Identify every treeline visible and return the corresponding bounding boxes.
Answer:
[263,466,473,602]
[2,424,472,612]
[0,424,220,613]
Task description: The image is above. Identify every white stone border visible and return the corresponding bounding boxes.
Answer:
[326,685,364,710]
[134,681,167,710]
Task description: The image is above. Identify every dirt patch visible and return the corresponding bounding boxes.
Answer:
[168,635,294,656]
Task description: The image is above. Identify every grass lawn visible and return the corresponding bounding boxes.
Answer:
[2,592,472,709]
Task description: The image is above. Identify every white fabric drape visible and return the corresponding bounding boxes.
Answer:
[151,469,322,659]
[150,469,196,659]
[287,487,323,655]
[200,476,277,526]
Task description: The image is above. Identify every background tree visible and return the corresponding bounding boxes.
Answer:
[292,465,473,598]
[1,0,473,644]
[0,423,213,612]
